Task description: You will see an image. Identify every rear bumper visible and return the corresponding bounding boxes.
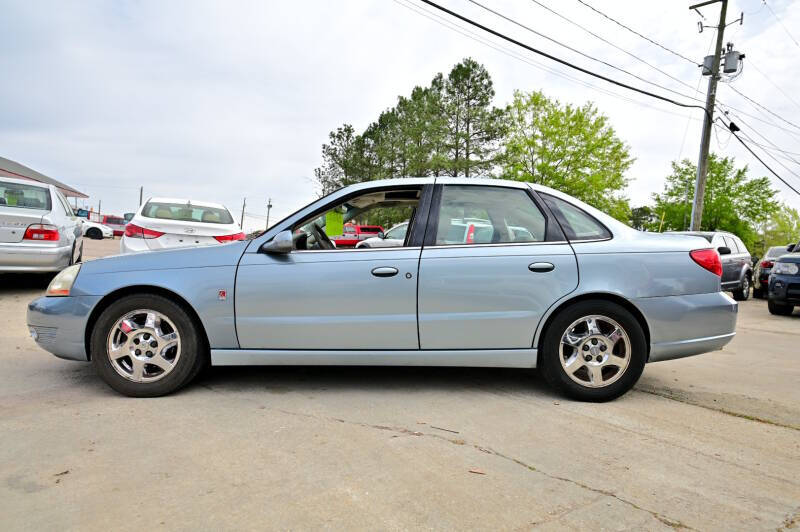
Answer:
[27,295,102,361]
[768,273,800,304]
[0,242,72,272]
[634,291,738,363]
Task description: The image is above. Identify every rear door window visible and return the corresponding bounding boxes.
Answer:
[540,194,610,241]
[433,185,547,245]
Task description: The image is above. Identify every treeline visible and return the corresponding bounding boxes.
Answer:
[314,58,633,221]
[314,58,792,255]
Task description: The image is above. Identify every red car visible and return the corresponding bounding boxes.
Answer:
[100,214,128,237]
[332,224,383,247]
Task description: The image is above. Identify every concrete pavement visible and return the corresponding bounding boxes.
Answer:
[1,238,798,530]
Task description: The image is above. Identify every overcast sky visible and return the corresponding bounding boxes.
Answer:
[1,0,799,232]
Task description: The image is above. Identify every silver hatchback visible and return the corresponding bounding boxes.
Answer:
[0,176,83,273]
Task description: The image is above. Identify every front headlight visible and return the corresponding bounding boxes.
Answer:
[46,264,81,296]
[773,262,799,275]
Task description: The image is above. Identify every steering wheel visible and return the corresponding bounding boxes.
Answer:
[310,223,335,250]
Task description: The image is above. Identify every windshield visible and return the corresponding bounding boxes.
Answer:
[766,246,787,258]
[0,181,51,211]
[141,202,234,224]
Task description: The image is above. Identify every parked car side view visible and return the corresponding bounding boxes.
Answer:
[27,178,738,401]
[356,222,409,248]
[1,176,83,273]
[753,245,789,298]
[100,214,129,237]
[331,224,384,247]
[767,247,800,316]
[120,197,244,254]
[669,231,752,301]
[81,220,114,240]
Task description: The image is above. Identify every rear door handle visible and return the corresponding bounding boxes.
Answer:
[371,267,399,277]
[528,262,555,273]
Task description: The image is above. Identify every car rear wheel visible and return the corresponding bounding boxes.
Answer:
[87,227,103,239]
[768,300,794,316]
[540,300,647,402]
[753,287,764,299]
[90,294,206,397]
[732,275,750,301]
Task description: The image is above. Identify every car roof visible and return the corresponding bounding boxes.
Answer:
[0,175,53,190]
[145,197,229,210]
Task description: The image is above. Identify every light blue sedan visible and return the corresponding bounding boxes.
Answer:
[27,178,738,400]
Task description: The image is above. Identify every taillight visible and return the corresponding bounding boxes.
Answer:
[466,224,475,244]
[214,232,245,242]
[690,249,722,277]
[23,224,59,241]
[761,260,774,268]
[124,223,164,239]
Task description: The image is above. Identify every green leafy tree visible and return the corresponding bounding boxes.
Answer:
[501,90,633,221]
[442,58,505,176]
[757,204,800,256]
[651,154,778,249]
[314,124,362,195]
[629,206,657,230]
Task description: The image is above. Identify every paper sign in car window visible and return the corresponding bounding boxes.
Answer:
[325,210,343,237]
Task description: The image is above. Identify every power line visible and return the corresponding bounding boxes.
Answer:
[727,123,800,196]
[418,0,711,117]
[529,0,703,98]
[574,0,698,65]
[724,84,800,133]
[467,0,704,103]
[745,61,800,115]
[720,109,800,169]
[395,0,700,120]
[764,0,800,51]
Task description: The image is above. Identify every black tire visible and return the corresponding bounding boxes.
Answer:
[768,300,794,316]
[539,300,647,402]
[87,227,103,240]
[753,287,764,299]
[90,294,207,397]
[732,275,751,301]
[76,241,83,264]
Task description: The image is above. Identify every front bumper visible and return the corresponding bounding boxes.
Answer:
[27,295,102,361]
[768,273,800,304]
[0,242,72,272]
[634,291,738,363]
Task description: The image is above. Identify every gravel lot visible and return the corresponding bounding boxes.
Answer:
[1,238,799,530]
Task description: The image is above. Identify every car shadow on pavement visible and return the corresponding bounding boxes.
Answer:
[0,273,53,292]
[195,365,552,398]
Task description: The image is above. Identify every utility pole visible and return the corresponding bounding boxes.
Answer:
[98,199,102,216]
[240,197,246,229]
[139,186,143,206]
[689,0,728,231]
[265,198,273,230]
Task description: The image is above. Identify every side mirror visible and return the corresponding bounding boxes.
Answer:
[377,231,385,239]
[788,244,796,252]
[717,246,731,256]
[261,230,293,254]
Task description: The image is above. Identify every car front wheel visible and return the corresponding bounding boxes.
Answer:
[768,300,794,316]
[540,300,647,402]
[90,294,206,397]
[732,276,751,301]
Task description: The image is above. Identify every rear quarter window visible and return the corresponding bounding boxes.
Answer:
[540,194,611,241]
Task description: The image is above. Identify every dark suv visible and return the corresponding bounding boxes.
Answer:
[670,231,752,301]
[768,241,800,315]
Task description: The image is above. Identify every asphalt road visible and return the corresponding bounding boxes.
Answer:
[1,238,799,531]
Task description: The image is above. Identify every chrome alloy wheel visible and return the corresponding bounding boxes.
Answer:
[559,315,631,388]
[106,309,181,383]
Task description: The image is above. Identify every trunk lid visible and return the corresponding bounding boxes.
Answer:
[0,206,47,243]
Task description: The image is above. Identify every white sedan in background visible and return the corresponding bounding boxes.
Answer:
[356,222,409,248]
[81,219,114,240]
[121,197,244,254]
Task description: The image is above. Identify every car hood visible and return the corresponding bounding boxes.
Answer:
[80,240,248,274]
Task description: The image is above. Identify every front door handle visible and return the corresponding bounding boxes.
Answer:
[371,267,399,278]
[528,262,555,273]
